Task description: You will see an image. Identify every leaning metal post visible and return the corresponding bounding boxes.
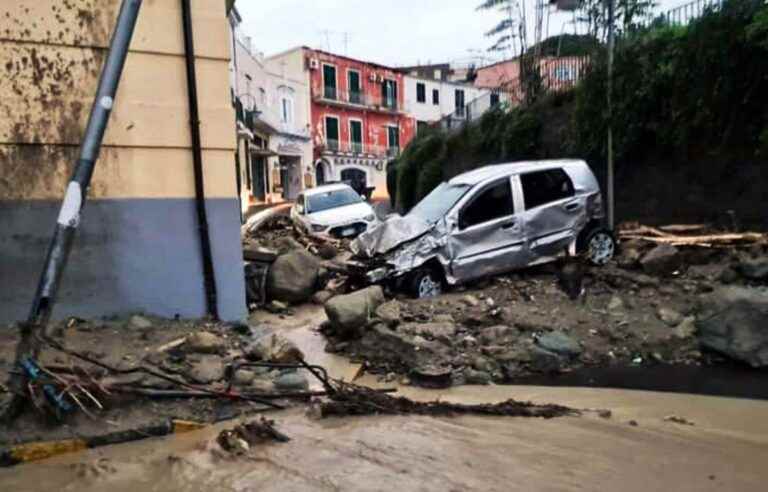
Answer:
[2,0,143,422]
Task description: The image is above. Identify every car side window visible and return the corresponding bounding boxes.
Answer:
[459,179,514,230]
[520,168,575,210]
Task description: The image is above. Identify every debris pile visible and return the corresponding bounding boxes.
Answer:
[312,379,578,419]
[217,417,290,455]
[241,213,352,309]
[0,316,322,444]
[317,223,768,386]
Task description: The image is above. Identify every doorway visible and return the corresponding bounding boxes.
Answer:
[340,168,367,196]
[280,156,302,200]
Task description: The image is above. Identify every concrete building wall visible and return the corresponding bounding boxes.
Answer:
[0,0,246,323]
[405,75,489,126]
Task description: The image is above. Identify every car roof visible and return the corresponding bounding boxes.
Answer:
[448,159,589,186]
[303,183,354,196]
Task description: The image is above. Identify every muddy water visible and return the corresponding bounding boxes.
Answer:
[2,306,768,491]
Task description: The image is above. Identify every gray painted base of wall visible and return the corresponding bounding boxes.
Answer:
[0,198,247,324]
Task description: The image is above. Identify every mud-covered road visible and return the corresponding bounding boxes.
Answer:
[1,385,767,492]
[2,306,768,491]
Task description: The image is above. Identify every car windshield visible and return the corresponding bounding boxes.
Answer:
[306,188,363,213]
[408,182,471,224]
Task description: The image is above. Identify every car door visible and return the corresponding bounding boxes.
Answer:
[517,167,584,258]
[447,176,526,282]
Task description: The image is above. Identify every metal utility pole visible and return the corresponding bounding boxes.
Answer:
[2,0,143,422]
[606,0,615,230]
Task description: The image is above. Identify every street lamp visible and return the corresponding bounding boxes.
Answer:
[549,0,615,231]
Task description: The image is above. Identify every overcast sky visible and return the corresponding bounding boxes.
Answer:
[237,0,692,67]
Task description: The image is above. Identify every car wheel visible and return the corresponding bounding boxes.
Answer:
[409,269,443,299]
[584,229,616,266]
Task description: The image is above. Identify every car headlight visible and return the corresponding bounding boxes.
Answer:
[363,214,376,222]
[310,223,326,232]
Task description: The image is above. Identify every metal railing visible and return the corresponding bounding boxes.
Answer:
[320,139,398,157]
[659,0,724,26]
[314,86,404,112]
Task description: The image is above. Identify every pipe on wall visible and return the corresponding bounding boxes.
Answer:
[180,0,219,320]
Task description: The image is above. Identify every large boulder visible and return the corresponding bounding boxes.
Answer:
[639,244,682,276]
[266,249,321,303]
[536,331,582,357]
[324,286,385,337]
[246,334,304,363]
[185,331,225,354]
[696,287,768,368]
[737,258,768,281]
[399,322,457,344]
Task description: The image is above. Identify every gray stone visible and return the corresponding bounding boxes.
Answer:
[273,371,309,391]
[718,267,740,284]
[478,325,518,344]
[657,307,684,327]
[464,368,492,385]
[640,244,682,276]
[462,295,480,307]
[312,290,334,305]
[737,258,768,281]
[375,300,402,327]
[267,249,321,303]
[324,286,386,337]
[607,296,625,315]
[233,369,256,386]
[617,247,642,269]
[401,322,457,343]
[696,287,768,367]
[129,314,152,329]
[433,313,455,323]
[536,331,582,357]
[674,316,697,339]
[266,300,289,313]
[185,332,225,354]
[251,379,275,393]
[530,346,564,373]
[471,355,496,373]
[186,356,225,384]
[246,334,304,363]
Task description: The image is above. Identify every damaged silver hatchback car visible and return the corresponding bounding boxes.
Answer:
[349,159,615,298]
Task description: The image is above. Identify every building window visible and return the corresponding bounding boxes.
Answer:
[349,120,363,153]
[455,89,465,117]
[281,97,293,124]
[416,82,426,103]
[386,125,400,157]
[490,92,500,107]
[325,116,339,151]
[382,79,398,110]
[433,89,440,105]
[348,70,362,104]
[416,120,429,135]
[323,64,337,100]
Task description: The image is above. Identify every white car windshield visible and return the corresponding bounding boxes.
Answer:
[307,188,363,213]
[408,182,471,224]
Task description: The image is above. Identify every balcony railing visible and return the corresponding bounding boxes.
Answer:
[315,86,403,112]
[321,139,399,158]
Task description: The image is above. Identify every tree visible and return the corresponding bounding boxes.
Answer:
[577,0,657,41]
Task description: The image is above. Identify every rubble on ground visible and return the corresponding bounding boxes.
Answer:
[317,224,768,387]
[0,315,320,446]
[241,213,352,309]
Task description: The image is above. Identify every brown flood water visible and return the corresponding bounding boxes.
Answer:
[2,306,767,491]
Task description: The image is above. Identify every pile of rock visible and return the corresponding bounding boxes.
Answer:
[319,287,587,387]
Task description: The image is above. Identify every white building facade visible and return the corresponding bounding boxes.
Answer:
[229,29,312,214]
[404,75,491,133]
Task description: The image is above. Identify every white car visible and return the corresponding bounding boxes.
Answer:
[291,183,379,238]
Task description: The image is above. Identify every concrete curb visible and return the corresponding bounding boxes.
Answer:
[0,419,207,467]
